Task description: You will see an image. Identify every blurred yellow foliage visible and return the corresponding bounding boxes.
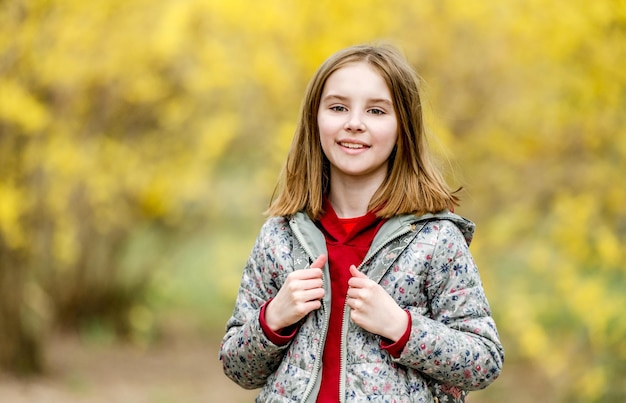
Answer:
[1,0,625,400]
[0,79,50,133]
[0,181,25,248]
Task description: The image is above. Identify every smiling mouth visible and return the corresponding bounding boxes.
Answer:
[339,142,367,149]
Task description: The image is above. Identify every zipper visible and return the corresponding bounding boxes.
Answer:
[291,217,317,266]
[291,218,330,403]
[359,222,416,272]
[338,302,350,403]
[338,222,418,402]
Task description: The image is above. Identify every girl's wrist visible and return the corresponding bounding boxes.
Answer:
[387,307,409,341]
[264,300,282,331]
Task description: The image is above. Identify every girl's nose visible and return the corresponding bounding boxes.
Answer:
[344,113,366,132]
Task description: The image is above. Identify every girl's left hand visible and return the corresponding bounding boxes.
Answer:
[347,265,408,342]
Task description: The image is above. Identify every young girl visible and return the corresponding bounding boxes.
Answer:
[219,44,504,402]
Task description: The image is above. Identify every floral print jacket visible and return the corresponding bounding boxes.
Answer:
[219,211,504,402]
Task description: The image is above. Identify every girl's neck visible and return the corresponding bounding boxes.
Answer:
[327,175,383,218]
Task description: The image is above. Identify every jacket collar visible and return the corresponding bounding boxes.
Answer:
[292,209,475,253]
[374,210,475,248]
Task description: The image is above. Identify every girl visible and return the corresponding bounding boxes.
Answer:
[219,44,504,402]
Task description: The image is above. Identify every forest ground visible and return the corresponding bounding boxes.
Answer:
[0,332,548,403]
[0,332,257,403]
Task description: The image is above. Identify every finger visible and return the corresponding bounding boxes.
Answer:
[347,276,367,288]
[293,267,324,280]
[301,288,325,302]
[310,254,328,270]
[346,295,361,311]
[290,299,323,319]
[349,265,367,279]
[302,299,322,312]
[293,290,323,304]
[301,277,324,291]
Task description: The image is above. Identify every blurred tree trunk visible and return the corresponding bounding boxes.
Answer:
[0,241,43,375]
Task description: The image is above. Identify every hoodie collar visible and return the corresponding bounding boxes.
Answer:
[317,197,384,244]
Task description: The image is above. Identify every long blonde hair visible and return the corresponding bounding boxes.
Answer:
[267,44,459,220]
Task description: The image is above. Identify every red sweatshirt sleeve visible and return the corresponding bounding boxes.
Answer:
[380,310,412,358]
[259,299,298,346]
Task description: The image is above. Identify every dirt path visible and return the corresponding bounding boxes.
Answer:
[0,334,545,402]
[0,334,258,403]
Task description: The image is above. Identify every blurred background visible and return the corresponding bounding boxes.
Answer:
[1,0,624,402]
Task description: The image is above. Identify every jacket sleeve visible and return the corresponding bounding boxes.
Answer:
[395,220,504,390]
[218,218,293,389]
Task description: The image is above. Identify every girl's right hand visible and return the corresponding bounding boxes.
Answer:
[264,254,327,332]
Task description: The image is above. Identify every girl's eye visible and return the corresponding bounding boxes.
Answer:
[330,105,347,112]
[369,108,385,115]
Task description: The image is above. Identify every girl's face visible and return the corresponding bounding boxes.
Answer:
[317,62,398,188]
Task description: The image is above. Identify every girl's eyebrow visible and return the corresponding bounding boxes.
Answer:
[321,94,393,106]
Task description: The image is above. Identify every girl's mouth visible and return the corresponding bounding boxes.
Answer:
[338,142,368,149]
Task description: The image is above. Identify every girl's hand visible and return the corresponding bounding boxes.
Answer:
[265,254,327,332]
[347,265,408,341]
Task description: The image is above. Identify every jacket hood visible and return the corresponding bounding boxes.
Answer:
[366,210,475,253]
[414,210,475,246]
[294,209,475,249]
